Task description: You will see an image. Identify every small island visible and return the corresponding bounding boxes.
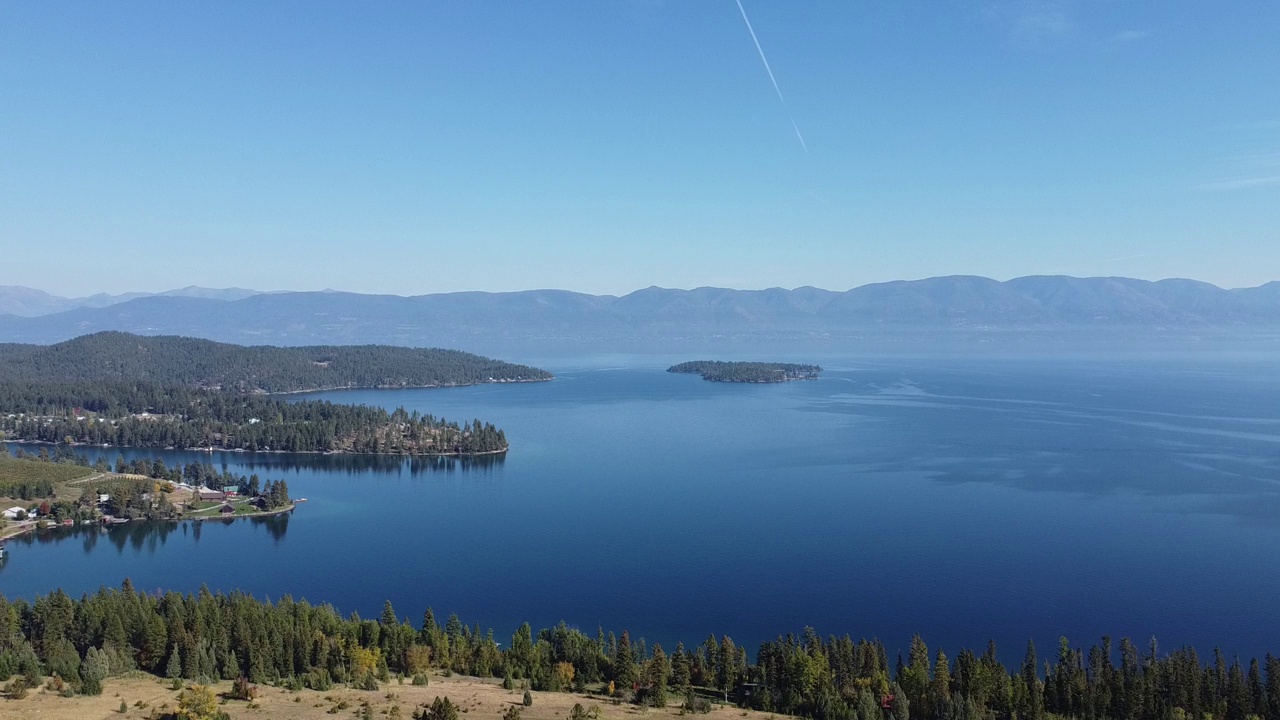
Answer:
[668,361,822,383]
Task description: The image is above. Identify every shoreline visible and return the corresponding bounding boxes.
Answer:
[2,376,538,457]
[1,503,296,543]
[1,439,510,458]
[265,376,552,395]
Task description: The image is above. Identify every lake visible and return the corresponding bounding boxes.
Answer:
[3,354,1280,663]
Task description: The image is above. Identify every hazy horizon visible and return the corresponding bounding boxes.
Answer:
[3,2,1277,296]
[4,271,1279,303]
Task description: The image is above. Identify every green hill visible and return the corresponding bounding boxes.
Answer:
[0,333,549,455]
[0,331,551,393]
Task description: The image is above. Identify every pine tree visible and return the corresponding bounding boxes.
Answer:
[1022,640,1043,720]
[615,632,638,688]
[80,646,111,695]
[671,642,692,696]
[166,643,183,679]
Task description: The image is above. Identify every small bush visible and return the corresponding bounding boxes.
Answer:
[424,695,459,720]
[230,676,259,701]
[354,670,380,691]
[503,707,523,720]
[523,689,533,707]
[683,694,712,715]
[7,677,30,700]
[306,669,333,691]
[412,674,430,686]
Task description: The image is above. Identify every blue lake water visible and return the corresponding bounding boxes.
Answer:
[3,354,1280,662]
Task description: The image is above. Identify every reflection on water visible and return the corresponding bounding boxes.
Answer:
[4,512,291,554]
[3,359,1280,665]
[226,451,505,475]
[0,444,506,477]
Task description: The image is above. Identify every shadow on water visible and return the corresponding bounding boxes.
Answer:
[4,512,291,555]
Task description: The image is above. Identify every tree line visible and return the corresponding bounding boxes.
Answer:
[0,332,552,393]
[2,580,1277,720]
[0,381,508,455]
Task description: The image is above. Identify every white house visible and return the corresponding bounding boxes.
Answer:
[2,507,25,520]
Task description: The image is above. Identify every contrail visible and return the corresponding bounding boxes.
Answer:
[734,0,807,152]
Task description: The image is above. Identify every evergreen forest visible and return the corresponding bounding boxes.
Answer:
[669,361,823,383]
[0,333,535,455]
[0,581,1275,720]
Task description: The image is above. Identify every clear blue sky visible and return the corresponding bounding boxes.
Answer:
[2,1,1277,296]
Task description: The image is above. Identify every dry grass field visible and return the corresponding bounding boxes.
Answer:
[1,672,786,720]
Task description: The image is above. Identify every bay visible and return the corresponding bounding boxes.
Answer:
[3,354,1279,662]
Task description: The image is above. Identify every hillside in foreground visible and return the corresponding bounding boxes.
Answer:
[0,672,771,720]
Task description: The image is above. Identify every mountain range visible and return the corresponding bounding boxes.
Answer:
[0,285,270,317]
[1,276,1277,351]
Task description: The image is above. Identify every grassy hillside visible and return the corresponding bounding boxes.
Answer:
[0,672,767,720]
[0,454,94,486]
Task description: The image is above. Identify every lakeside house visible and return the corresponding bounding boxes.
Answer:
[198,488,226,502]
[219,504,236,515]
[222,486,239,497]
[2,507,25,520]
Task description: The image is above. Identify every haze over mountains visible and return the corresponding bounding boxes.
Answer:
[1,276,1277,352]
[0,285,264,317]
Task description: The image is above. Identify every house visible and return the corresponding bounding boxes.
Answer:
[221,486,240,498]
[2,507,24,520]
[219,504,236,515]
[198,488,225,502]
[98,494,110,504]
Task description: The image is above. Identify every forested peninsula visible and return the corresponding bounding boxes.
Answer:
[1,581,1277,720]
[0,333,551,455]
[668,361,822,383]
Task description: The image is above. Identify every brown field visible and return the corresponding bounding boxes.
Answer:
[0,672,785,720]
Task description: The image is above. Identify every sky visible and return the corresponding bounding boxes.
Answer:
[1,1,1277,297]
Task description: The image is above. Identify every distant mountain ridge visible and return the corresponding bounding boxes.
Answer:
[0,276,1277,349]
[0,285,264,317]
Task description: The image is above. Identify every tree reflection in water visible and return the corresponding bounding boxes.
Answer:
[4,510,291,556]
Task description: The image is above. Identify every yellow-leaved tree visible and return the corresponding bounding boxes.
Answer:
[177,684,217,720]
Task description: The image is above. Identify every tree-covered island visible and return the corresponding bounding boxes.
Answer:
[668,361,822,383]
[0,332,552,455]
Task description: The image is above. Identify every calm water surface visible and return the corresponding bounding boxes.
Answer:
[3,355,1280,661]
